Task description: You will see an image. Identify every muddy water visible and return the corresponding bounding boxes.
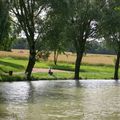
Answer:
[0,80,120,120]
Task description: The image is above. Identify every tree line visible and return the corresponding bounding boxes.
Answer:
[0,0,120,80]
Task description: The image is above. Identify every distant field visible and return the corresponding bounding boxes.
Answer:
[0,49,115,65]
[0,49,29,58]
[49,53,115,65]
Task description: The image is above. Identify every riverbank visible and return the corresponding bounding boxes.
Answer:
[0,49,118,81]
[0,56,117,81]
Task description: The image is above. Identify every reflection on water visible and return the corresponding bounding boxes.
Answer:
[0,80,120,120]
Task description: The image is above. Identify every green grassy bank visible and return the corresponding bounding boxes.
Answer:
[0,57,116,81]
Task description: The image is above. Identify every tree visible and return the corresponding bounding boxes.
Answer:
[0,0,11,50]
[12,38,28,49]
[100,0,120,80]
[42,2,68,65]
[9,0,50,79]
[86,40,115,54]
[65,0,101,80]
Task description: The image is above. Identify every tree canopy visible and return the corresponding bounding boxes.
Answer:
[99,0,120,79]
[0,0,11,50]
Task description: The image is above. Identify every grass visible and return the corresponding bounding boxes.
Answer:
[0,49,116,65]
[0,57,27,73]
[32,72,74,80]
[0,49,118,81]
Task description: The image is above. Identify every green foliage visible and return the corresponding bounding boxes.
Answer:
[12,38,28,49]
[36,51,50,61]
[86,40,115,54]
[36,0,69,64]
[98,0,120,79]
[0,0,12,51]
[63,0,104,79]
[65,0,101,45]
[100,0,120,52]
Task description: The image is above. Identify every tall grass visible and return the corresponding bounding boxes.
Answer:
[0,49,116,65]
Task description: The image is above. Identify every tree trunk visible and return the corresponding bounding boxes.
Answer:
[25,48,36,80]
[114,52,120,80]
[74,52,84,80]
[54,50,58,65]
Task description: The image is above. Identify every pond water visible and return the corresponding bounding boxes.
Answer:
[0,80,120,120]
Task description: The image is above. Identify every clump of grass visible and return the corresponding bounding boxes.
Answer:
[0,74,25,82]
[32,72,74,80]
[0,72,74,81]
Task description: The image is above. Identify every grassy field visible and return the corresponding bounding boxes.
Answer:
[0,49,116,64]
[0,49,117,81]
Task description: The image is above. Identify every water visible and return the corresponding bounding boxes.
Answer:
[0,80,120,120]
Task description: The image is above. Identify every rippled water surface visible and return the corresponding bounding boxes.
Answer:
[0,80,120,120]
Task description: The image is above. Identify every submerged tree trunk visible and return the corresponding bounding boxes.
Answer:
[25,46,36,80]
[114,52,120,80]
[74,51,84,80]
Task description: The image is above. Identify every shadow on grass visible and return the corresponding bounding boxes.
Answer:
[82,63,114,67]
[50,64,86,72]
[0,67,7,73]
[0,60,24,70]
[51,74,57,79]
[0,74,25,82]
[12,56,28,60]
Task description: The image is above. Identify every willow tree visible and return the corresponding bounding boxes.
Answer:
[100,0,120,80]
[0,0,11,50]
[41,0,68,65]
[42,16,67,65]
[65,0,102,80]
[9,0,49,79]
